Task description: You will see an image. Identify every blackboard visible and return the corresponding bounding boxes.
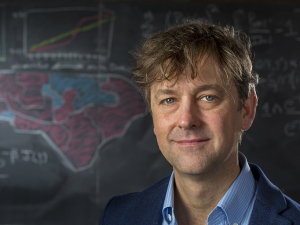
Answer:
[0,1,300,224]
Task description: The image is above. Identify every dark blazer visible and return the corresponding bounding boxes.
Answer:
[99,164,300,225]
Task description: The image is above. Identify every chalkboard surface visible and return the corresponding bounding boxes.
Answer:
[0,1,300,224]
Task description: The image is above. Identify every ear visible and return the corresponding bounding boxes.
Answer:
[241,89,257,131]
[153,127,156,136]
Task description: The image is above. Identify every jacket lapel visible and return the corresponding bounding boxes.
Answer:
[136,176,169,225]
[249,201,291,225]
[249,164,292,225]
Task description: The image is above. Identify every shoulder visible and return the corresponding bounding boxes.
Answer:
[283,195,300,219]
[249,164,300,224]
[99,176,170,225]
[106,175,170,210]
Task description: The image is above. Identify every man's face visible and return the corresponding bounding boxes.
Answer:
[150,57,255,177]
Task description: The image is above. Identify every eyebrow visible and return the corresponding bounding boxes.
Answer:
[193,84,225,95]
[154,84,226,100]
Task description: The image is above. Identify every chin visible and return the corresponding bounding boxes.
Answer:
[174,164,209,175]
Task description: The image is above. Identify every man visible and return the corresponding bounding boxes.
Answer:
[99,20,300,225]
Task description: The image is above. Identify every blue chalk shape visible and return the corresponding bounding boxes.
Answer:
[0,111,14,119]
[42,84,63,108]
[49,74,118,110]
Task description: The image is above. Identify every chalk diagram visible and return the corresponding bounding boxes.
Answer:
[24,7,115,61]
[0,73,147,171]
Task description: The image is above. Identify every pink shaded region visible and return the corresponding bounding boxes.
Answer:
[18,73,48,107]
[54,89,77,122]
[15,116,69,151]
[18,73,48,86]
[85,78,146,139]
[0,73,52,121]
[4,94,53,121]
[63,78,146,168]
[64,113,102,167]
[1,74,147,169]
[0,74,24,99]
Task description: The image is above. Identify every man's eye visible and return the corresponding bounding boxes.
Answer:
[164,98,174,104]
[203,96,214,101]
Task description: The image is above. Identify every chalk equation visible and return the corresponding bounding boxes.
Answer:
[254,58,300,73]
[0,148,48,179]
[1,148,48,166]
[163,6,300,47]
[141,11,155,38]
[258,96,300,137]
[260,96,300,118]
[284,119,300,137]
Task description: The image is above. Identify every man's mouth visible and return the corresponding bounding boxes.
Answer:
[174,139,210,146]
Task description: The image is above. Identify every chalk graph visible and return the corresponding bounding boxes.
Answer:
[24,7,115,61]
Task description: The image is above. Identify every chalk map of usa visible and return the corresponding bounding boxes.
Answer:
[0,73,147,171]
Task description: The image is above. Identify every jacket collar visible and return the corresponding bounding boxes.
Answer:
[249,164,292,225]
[142,176,169,224]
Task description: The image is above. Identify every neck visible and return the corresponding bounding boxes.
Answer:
[173,152,241,225]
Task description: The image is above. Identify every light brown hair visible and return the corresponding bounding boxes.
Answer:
[132,20,259,111]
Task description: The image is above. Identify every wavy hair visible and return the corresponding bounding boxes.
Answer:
[132,20,259,111]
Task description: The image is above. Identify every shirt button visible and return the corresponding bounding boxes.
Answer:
[233,223,238,225]
[168,214,172,221]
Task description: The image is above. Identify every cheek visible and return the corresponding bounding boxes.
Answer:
[153,113,169,137]
[152,113,176,148]
[205,109,240,137]
[153,121,168,153]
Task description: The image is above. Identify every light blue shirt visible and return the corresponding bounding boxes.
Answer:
[162,153,257,225]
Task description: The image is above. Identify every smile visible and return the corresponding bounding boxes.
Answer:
[174,139,210,146]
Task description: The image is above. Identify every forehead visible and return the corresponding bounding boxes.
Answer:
[151,56,224,92]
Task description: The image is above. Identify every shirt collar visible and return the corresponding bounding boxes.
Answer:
[162,152,256,225]
[162,172,175,224]
[212,152,256,224]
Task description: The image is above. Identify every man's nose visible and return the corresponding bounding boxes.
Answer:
[177,99,201,129]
